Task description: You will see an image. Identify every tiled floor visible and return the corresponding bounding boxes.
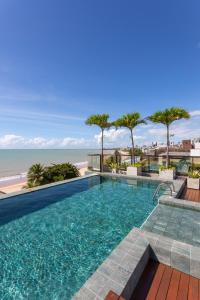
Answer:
[142,204,200,247]
[131,260,200,300]
[181,187,200,203]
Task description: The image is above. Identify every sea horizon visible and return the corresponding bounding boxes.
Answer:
[0,149,101,178]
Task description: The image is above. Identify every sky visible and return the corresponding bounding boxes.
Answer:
[0,0,200,149]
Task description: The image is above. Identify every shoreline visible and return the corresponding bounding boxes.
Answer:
[0,161,88,194]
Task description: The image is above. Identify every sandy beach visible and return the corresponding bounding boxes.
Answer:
[0,166,88,195]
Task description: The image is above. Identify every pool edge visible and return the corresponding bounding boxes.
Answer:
[0,173,99,201]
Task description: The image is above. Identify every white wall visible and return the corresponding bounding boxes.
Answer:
[191,149,200,156]
[194,142,200,149]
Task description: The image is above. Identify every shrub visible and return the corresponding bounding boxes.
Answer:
[130,162,142,167]
[108,162,119,169]
[128,148,143,156]
[27,162,80,187]
[119,162,129,170]
[105,155,117,166]
[188,170,200,179]
[27,163,45,187]
[43,163,80,184]
[190,164,200,172]
[159,165,176,171]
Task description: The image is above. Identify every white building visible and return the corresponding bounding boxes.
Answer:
[191,142,200,156]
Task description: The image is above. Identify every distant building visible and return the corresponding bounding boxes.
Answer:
[191,141,200,157]
[182,140,192,151]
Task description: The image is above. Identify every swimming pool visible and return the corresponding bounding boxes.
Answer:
[0,175,160,299]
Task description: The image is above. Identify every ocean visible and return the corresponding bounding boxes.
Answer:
[0,149,100,178]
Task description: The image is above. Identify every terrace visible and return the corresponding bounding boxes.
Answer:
[87,152,200,176]
[74,154,200,300]
[0,153,199,299]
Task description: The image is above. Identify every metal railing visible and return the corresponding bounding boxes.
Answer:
[152,182,175,202]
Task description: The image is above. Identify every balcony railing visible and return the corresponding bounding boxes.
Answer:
[88,153,200,176]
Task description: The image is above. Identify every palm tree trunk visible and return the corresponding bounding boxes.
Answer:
[101,128,104,172]
[166,124,170,168]
[130,128,135,164]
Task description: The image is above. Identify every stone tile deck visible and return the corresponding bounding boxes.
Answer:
[142,203,200,247]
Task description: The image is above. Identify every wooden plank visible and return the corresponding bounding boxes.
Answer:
[199,280,200,300]
[166,269,181,300]
[192,189,197,202]
[156,265,173,300]
[188,276,199,300]
[177,273,190,300]
[195,190,199,202]
[129,260,200,300]
[181,187,200,203]
[104,291,119,300]
[188,189,194,201]
[146,264,166,300]
[195,190,200,202]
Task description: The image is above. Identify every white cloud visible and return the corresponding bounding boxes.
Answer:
[1,109,200,149]
[190,110,200,117]
[94,128,145,147]
[148,128,166,136]
[61,137,86,147]
[0,134,25,146]
[0,134,88,149]
[0,130,146,149]
[146,114,200,144]
[95,129,127,144]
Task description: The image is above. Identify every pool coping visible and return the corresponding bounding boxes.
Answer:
[0,173,99,201]
[159,195,200,212]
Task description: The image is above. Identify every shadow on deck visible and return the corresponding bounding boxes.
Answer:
[105,260,200,300]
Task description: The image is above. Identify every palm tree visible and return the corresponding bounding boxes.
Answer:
[86,114,110,171]
[27,163,45,187]
[113,113,146,164]
[148,107,190,168]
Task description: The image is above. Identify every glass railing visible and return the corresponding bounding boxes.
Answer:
[88,154,101,171]
[88,153,200,175]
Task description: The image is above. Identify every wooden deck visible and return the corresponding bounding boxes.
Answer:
[105,261,200,300]
[181,187,200,203]
[131,261,200,300]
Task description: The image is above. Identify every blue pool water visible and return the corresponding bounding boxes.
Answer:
[0,175,160,299]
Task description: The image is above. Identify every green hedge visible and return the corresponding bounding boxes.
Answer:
[27,163,80,188]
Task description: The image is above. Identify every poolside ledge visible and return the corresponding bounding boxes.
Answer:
[73,228,151,300]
